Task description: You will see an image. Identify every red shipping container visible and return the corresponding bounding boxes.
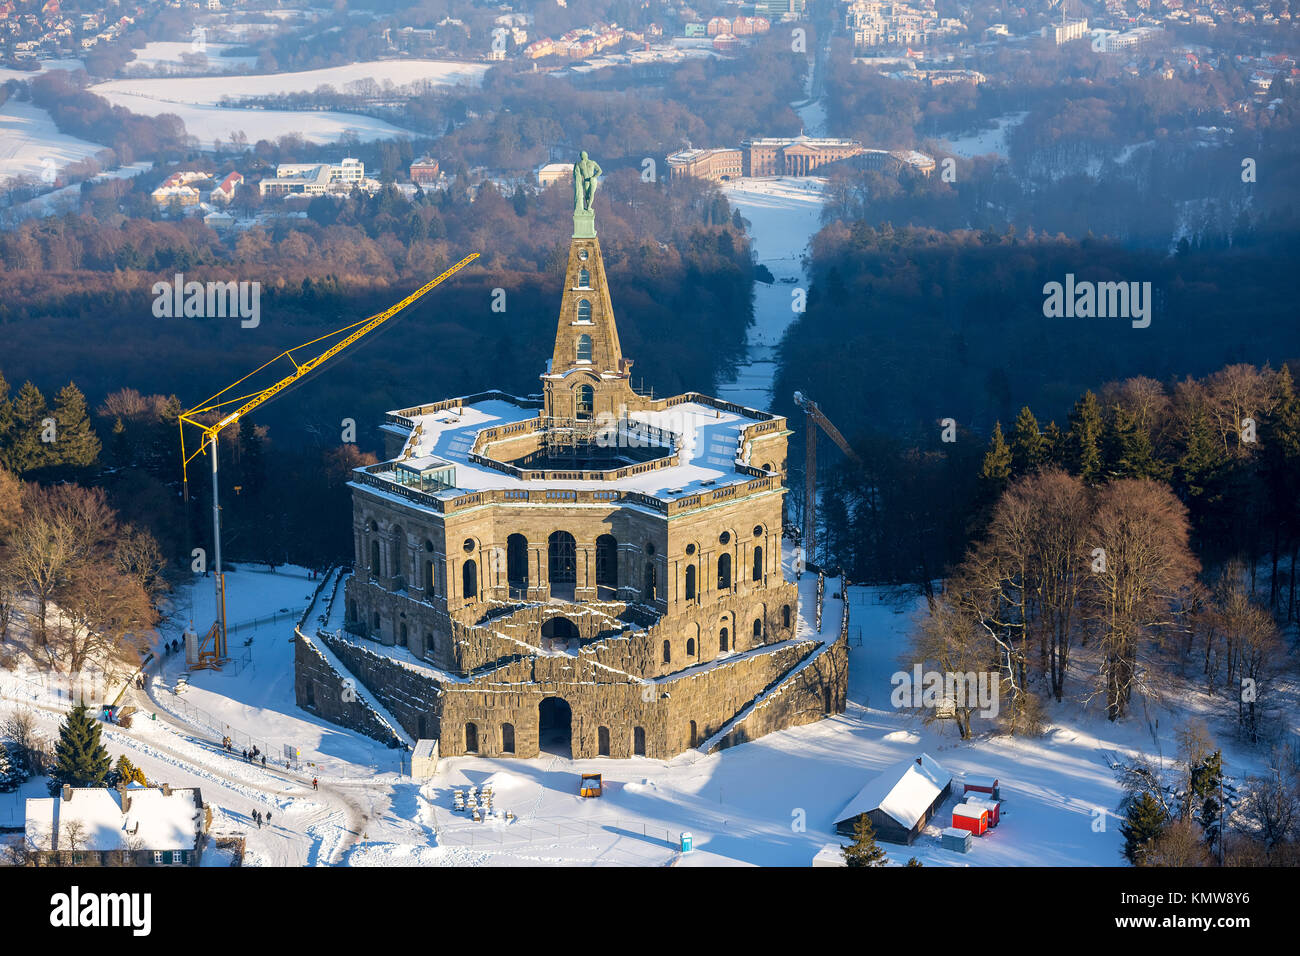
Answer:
[952,802,989,836]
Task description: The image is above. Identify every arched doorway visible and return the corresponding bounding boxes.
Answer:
[541,616,580,652]
[462,559,477,601]
[548,531,576,600]
[633,726,646,756]
[595,534,618,599]
[576,384,594,420]
[507,533,529,598]
[538,697,572,757]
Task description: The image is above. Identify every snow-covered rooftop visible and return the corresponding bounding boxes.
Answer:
[833,753,952,830]
[26,786,202,852]
[359,393,782,509]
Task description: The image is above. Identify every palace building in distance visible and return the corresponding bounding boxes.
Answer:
[295,156,848,760]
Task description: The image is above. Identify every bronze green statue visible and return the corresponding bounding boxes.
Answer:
[573,151,602,213]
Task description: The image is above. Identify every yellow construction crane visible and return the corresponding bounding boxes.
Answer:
[793,390,861,565]
[178,252,479,669]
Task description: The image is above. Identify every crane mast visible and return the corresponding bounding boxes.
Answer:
[178,253,479,669]
[793,390,861,565]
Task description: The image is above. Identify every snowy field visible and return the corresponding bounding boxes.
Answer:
[939,111,1028,160]
[84,59,486,149]
[93,59,487,105]
[0,99,108,184]
[122,41,259,74]
[714,177,826,410]
[0,58,84,84]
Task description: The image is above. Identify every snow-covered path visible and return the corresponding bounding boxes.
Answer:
[715,177,826,410]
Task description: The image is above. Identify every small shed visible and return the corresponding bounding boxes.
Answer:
[966,795,1000,827]
[951,802,988,837]
[941,826,972,853]
[833,753,953,845]
[410,739,439,779]
[963,776,1000,800]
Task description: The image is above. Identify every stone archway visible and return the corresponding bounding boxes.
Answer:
[538,697,573,757]
[541,615,580,652]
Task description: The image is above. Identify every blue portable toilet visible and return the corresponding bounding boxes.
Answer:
[680,832,693,853]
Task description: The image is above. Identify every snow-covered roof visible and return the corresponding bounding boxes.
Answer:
[833,753,952,830]
[364,393,778,504]
[26,787,202,852]
[952,802,987,819]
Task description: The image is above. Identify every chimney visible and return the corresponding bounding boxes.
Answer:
[61,784,72,801]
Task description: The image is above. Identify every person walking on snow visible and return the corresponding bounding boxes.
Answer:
[312,777,318,791]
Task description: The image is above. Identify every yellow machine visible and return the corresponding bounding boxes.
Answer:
[178,253,480,669]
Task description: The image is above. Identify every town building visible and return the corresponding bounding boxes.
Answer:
[665,147,744,182]
[209,171,243,204]
[25,784,209,866]
[742,135,866,176]
[296,160,848,761]
[259,158,367,196]
[1044,17,1090,44]
[410,156,441,185]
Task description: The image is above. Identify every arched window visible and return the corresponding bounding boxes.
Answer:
[501,723,515,755]
[633,726,646,756]
[462,559,477,601]
[595,534,618,597]
[662,639,671,664]
[717,553,732,591]
[423,559,435,597]
[598,726,610,756]
[753,617,763,640]
[576,298,592,322]
[465,722,478,754]
[424,633,433,657]
[686,637,696,656]
[720,627,729,653]
[391,526,405,581]
[370,539,381,575]
[782,604,791,629]
[576,334,592,362]
[644,562,657,602]
[576,384,594,420]
[689,720,698,748]
[399,622,408,647]
[548,531,577,599]
[752,545,763,583]
[578,267,591,288]
[685,564,696,601]
[507,533,529,597]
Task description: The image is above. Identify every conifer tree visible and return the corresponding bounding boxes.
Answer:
[9,381,51,476]
[1010,406,1045,476]
[51,382,100,469]
[980,421,1012,494]
[1103,403,1160,480]
[1067,390,1104,484]
[0,743,18,793]
[0,371,15,464]
[1175,402,1221,502]
[842,814,888,867]
[1042,420,1064,468]
[49,703,111,792]
[1121,791,1168,865]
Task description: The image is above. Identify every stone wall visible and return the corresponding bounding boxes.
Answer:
[294,634,406,747]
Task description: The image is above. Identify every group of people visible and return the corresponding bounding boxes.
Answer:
[219,737,267,768]
[252,809,272,829]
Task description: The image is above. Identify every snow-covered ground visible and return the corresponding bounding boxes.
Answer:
[715,177,826,410]
[93,59,486,105]
[122,41,259,75]
[85,59,485,149]
[0,98,108,184]
[6,551,1292,865]
[0,58,84,84]
[939,111,1028,160]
